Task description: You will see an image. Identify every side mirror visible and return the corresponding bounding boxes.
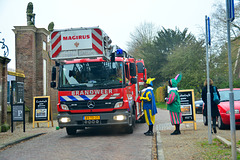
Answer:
[131,78,137,84]
[55,61,60,66]
[50,82,56,88]
[52,67,56,81]
[144,68,147,81]
[137,62,144,73]
[130,63,136,76]
[111,52,115,62]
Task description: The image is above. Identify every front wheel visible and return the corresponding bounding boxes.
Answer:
[218,116,227,130]
[125,113,135,134]
[66,127,77,135]
[139,114,146,123]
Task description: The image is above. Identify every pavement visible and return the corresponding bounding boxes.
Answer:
[0,111,240,160]
[155,109,240,160]
[0,121,58,151]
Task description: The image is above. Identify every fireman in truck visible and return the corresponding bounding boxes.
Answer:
[139,78,158,136]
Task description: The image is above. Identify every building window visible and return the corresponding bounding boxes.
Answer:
[43,41,47,51]
[43,59,47,95]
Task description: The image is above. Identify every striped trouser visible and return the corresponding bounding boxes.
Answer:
[144,109,155,126]
[169,111,183,125]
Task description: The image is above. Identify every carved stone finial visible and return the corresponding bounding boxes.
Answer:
[26,2,35,26]
[48,22,54,32]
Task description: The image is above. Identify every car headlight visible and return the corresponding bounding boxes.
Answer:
[114,102,123,108]
[226,110,239,114]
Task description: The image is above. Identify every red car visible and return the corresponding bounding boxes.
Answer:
[203,88,240,129]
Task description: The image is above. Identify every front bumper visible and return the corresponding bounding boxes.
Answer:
[195,106,203,113]
[57,110,131,128]
[220,113,240,125]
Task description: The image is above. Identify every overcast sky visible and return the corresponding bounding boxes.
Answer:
[0,0,220,69]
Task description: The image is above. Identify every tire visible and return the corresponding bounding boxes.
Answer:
[203,115,208,126]
[137,114,146,123]
[218,116,227,130]
[66,127,77,135]
[125,113,135,134]
[141,114,146,123]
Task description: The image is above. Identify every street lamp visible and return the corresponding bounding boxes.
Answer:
[0,32,9,57]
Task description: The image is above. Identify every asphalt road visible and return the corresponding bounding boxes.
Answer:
[0,121,153,160]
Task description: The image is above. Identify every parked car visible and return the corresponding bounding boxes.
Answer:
[202,88,240,129]
[195,98,203,114]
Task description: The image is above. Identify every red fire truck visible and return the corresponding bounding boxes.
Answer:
[50,27,147,135]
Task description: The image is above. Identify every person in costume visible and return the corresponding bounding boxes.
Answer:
[139,78,158,136]
[165,74,183,135]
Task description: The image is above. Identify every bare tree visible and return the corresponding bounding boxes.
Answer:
[127,22,158,58]
[211,1,240,47]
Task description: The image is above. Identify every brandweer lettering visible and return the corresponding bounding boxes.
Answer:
[72,89,113,96]
[63,35,90,40]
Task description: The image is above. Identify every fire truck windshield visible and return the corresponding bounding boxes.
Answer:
[59,61,124,89]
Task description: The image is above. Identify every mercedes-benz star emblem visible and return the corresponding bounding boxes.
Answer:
[87,101,95,109]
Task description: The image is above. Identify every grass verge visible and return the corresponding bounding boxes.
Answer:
[198,138,240,159]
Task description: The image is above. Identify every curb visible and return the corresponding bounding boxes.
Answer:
[157,130,165,160]
[0,133,46,150]
[216,135,240,153]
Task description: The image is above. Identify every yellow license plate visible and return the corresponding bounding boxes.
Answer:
[84,116,100,120]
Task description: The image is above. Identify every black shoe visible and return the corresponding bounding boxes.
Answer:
[171,130,181,135]
[145,131,153,136]
[170,130,177,135]
[213,128,217,134]
[144,131,150,135]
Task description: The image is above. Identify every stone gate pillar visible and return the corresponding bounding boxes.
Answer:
[0,56,11,125]
[12,26,51,121]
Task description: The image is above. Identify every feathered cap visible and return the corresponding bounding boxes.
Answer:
[146,78,155,86]
[170,74,182,87]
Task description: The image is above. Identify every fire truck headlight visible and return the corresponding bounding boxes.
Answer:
[113,115,126,121]
[59,117,71,123]
[61,104,69,110]
[114,102,123,108]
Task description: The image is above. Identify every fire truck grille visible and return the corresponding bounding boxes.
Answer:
[62,99,122,110]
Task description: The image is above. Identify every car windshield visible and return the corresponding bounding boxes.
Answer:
[59,61,124,89]
[219,90,240,102]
